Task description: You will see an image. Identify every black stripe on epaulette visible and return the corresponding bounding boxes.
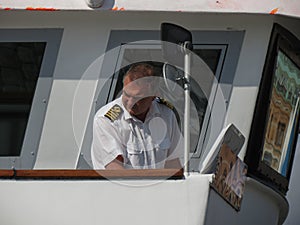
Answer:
[156,97,174,110]
[104,104,123,122]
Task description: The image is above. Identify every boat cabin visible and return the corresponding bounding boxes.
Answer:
[0,0,300,224]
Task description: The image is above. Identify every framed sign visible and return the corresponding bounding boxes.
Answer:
[211,143,248,211]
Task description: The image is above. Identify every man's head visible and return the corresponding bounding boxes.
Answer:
[122,63,157,121]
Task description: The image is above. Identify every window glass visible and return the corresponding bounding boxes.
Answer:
[193,49,221,75]
[261,50,300,176]
[0,42,46,156]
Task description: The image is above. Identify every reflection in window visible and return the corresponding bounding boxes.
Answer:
[0,42,46,156]
[262,50,300,175]
[275,122,286,147]
[263,151,272,167]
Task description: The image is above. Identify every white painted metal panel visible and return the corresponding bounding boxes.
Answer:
[0,175,288,225]
[0,175,211,225]
[0,0,300,19]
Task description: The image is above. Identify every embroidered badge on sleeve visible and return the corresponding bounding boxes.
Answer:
[104,104,123,122]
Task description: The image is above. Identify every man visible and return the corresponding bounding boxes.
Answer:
[91,63,183,169]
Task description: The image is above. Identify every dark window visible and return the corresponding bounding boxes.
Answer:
[193,49,221,75]
[0,42,46,156]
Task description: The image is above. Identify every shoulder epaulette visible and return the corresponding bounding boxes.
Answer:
[104,104,123,122]
[156,97,174,110]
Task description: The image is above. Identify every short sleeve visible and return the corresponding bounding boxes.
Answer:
[91,116,124,169]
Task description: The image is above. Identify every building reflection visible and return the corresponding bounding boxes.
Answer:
[262,50,300,175]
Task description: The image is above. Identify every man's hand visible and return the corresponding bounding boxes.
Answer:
[105,155,125,170]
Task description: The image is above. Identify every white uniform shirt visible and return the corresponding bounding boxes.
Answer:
[91,97,183,169]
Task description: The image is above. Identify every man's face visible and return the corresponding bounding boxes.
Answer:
[122,76,155,119]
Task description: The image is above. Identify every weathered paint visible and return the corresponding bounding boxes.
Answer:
[26,7,58,11]
[0,0,299,18]
[111,6,125,11]
[270,8,279,15]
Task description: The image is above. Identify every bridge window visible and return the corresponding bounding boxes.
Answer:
[0,42,46,157]
[0,29,63,169]
[79,29,244,171]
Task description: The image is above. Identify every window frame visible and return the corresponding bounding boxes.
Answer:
[105,44,226,160]
[78,29,245,172]
[0,29,63,169]
[245,23,300,195]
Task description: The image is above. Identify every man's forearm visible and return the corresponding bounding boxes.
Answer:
[105,155,125,170]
